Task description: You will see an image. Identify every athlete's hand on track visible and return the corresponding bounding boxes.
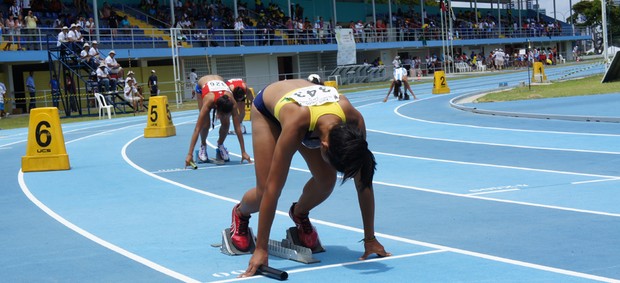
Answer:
[239,248,268,277]
[359,238,392,260]
[241,152,253,164]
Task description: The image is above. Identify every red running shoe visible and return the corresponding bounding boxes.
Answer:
[230,203,251,252]
[289,202,318,249]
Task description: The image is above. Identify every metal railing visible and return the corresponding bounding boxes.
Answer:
[1,26,589,52]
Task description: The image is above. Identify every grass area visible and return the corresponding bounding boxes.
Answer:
[475,74,620,103]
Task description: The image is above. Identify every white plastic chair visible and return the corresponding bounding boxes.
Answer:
[94,92,114,119]
[477,61,487,72]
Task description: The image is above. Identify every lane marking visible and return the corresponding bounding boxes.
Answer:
[390,99,620,137]
[468,188,521,195]
[374,151,620,180]
[208,250,448,283]
[368,129,620,155]
[572,178,620,185]
[17,171,202,283]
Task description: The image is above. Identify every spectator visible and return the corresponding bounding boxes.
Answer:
[148,69,158,96]
[105,50,124,82]
[108,11,119,37]
[188,68,198,99]
[354,20,365,43]
[26,71,36,113]
[0,81,6,118]
[67,24,80,53]
[101,2,112,19]
[56,26,70,55]
[80,43,97,69]
[49,75,61,108]
[14,14,24,51]
[234,16,244,46]
[65,72,79,112]
[85,17,95,40]
[123,73,146,113]
[9,1,21,18]
[119,15,131,34]
[24,10,39,50]
[74,24,85,49]
[96,63,114,94]
[89,40,103,65]
[3,15,16,51]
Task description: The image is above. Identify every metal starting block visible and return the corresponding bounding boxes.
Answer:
[219,228,256,255]
[286,227,325,254]
[268,238,320,264]
[216,227,324,264]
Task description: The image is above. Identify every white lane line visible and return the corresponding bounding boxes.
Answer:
[374,151,620,180]
[391,102,620,137]
[467,189,521,196]
[208,250,448,283]
[368,129,620,155]
[17,171,202,283]
[572,178,620,185]
[122,135,620,282]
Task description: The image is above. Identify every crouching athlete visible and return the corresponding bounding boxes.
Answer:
[229,79,391,277]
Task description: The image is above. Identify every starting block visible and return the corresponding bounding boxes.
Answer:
[217,227,323,264]
[286,227,325,254]
[220,228,256,255]
[194,149,225,165]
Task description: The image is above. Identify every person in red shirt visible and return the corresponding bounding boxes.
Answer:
[185,75,252,167]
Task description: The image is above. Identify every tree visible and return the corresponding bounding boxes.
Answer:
[571,0,620,49]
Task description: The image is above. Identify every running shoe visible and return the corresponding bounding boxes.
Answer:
[230,203,251,252]
[198,144,208,162]
[216,144,230,162]
[289,202,318,249]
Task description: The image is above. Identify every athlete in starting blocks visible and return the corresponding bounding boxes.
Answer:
[228,77,391,277]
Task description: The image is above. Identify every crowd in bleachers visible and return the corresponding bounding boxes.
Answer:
[0,0,573,51]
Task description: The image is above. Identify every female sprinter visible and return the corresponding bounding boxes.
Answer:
[230,79,391,277]
[383,66,417,102]
[185,75,252,167]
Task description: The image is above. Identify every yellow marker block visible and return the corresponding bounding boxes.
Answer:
[144,96,176,138]
[244,88,254,121]
[432,70,450,94]
[324,80,338,89]
[532,62,548,83]
[21,107,70,172]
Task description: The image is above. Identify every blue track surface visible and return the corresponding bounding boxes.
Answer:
[2,63,620,282]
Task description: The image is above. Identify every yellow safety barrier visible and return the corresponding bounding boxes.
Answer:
[21,107,70,172]
[432,70,450,94]
[243,88,255,121]
[324,81,338,89]
[532,62,548,83]
[144,96,176,138]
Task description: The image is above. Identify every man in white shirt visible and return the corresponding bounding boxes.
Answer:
[56,26,69,48]
[234,17,245,46]
[80,43,96,69]
[188,68,198,98]
[67,24,80,53]
[89,40,103,64]
[123,75,145,113]
[105,50,124,82]
[96,63,114,94]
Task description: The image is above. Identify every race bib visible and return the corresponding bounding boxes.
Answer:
[287,85,339,106]
[205,80,229,93]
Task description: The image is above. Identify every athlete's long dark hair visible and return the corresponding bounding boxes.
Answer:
[325,123,376,190]
[211,94,234,128]
[232,86,247,102]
